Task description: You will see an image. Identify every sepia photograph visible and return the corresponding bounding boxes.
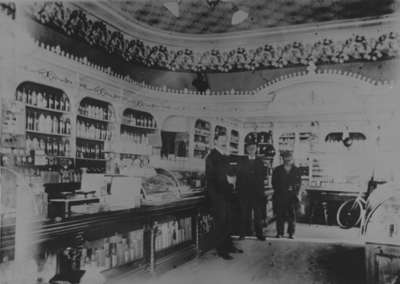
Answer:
[0,0,400,283]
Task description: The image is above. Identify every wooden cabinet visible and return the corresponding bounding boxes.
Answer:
[365,194,400,284]
[366,243,400,284]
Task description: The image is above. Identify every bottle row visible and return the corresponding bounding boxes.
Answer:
[41,167,82,184]
[79,103,112,121]
[76,120,111,141]
[121,131,149,145]
[80,230,144,271]
[155,217,192,252]
[76,142,105,160]
[26,110,72,135]
[26,135,71,157]
[123,114,156,128]
[16,87,70,112]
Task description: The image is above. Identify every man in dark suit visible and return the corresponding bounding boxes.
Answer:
[205,133,242,260]
[272,151,302,239]
[237,142,266,241]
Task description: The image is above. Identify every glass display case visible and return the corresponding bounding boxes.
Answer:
[141,168,186,206]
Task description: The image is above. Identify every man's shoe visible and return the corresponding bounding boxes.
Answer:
[288,234,295,239]
[256,235,266,241]
[276,234,283,238]
[229,247,244,253]
[217,252,234,260]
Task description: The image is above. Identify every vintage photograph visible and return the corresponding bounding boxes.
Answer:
[0,0,400,283]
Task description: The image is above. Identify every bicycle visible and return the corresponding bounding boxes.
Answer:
[336,179,384,229]
[336,192,367,229]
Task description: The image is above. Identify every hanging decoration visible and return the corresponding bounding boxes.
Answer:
[31,2,400,73]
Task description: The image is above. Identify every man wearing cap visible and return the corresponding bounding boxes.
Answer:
[237,142,266,241]
[272,151,302,239]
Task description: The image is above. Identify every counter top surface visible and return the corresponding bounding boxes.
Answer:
[30,196,206,244]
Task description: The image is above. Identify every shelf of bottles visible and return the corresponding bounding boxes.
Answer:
[309,132,368,188]
[193,119,211,159]
[15,82,76,185]
[80,229,144,272]
[155,217,193,253]
[120,109,156,156]
[278,132,295,162]
[297,132,312,183]
[309,157,335,187]
[18,82,72,157]
[229,130,239,155]
[244,132,273,155]
[76,98,113,172]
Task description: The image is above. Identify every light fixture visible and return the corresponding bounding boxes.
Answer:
[164,1,180,18]
[231,9,248,25]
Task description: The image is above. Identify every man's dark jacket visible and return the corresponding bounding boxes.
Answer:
[205,149,234,202]
[236,156,265,200]
[271,164,301,204]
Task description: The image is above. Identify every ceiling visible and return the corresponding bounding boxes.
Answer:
[104,0,399,34]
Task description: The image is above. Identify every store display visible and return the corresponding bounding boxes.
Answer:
[199,214,214,235]
[80,229,144,271]
[121,110,156,129]
[16,85,70,112]
[77,120,110,141]
[193,119,211,159]
[155,217,192,252]
[278,132,295,154]
[78,101,112,121]
[76,141,105,160]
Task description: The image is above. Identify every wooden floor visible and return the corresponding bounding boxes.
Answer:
[108,224,365,284]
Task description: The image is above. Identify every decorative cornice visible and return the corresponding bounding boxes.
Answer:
[31,38,396,100]
[29,2,400,73]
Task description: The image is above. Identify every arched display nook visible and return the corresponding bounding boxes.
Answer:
[15,81,74,173]
[160,115,190,160]
[75,96,115,172]
[121,108,156,152]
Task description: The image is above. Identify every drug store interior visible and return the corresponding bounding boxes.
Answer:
[1,1,400,283]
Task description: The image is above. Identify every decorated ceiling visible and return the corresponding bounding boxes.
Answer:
[104,0,399,34]
[29,2,400,73]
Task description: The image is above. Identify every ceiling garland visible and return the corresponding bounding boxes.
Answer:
[0,2,15,20]
[31,2,400,73]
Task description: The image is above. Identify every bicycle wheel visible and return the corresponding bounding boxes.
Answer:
[336,199,362,229]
